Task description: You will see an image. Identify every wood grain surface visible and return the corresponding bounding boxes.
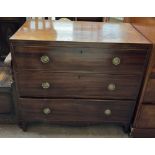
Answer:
[10,20,150,44]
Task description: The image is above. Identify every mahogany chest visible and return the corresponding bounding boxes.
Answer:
[10,19,151,131]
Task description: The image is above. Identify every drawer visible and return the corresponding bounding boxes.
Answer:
[0,92,12,113]
[19,98,135,123]
[13,46,147,74]
[136,105,155,128]
[16,71,142,99]
[143,78,155,103]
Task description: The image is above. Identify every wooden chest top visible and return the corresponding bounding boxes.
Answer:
[10,19,150,44]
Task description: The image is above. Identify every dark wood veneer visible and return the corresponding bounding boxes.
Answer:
[19,98,134,123]
[16,71,142,99]
[13,46,147,74]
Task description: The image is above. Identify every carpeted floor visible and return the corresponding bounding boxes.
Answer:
[0,124,128,138]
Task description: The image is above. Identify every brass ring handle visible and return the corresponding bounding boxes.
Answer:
[40,55,50,63]
[104,109,112,116]
[43,107,51,115]
[112,57,121,66]
[42,82,50,89]
[107,83,116,91]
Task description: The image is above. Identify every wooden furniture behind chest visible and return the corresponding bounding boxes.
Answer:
[10,19,151,131]
[0,17,26,61]
[126,18,155,137]
[0,66,15,123]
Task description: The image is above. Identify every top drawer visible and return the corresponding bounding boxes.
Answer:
[13,46,147,74]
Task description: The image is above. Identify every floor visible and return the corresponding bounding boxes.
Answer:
[0,124,128,138]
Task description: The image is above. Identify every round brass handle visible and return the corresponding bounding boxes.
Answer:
[104,109,112,116]
[42,82,50,89]
[43,107,51,115]
[40,55,50,63]
[112,57,121,66]
[107,83,116,91]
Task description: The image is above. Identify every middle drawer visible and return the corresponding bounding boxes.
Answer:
[16,71,142,99]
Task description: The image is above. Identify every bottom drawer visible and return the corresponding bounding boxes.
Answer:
[137,104,155,128]
[19,98,135,124]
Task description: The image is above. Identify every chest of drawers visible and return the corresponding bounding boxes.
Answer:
[10,20,151,131]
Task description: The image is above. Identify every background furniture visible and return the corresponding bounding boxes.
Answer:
[0,17,26,61]
[126,17,155,137]
[10,19,151,131]
[0,17,25,123]
[0,64,15,123]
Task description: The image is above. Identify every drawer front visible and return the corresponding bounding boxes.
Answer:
[13,46,147,74]
[19,98,135,123]
[16,71,142,99]
[0,93,12,113]
[144,78,155,103]
[137,105,155,128]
